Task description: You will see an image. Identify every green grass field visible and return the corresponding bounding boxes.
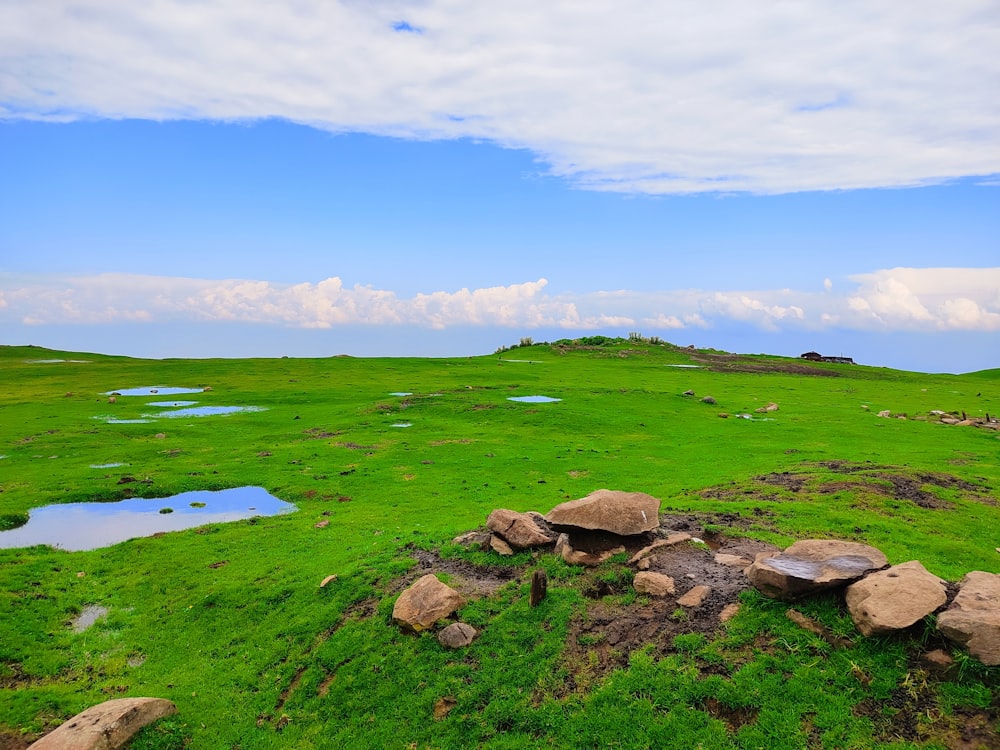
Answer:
[1,340,997,748]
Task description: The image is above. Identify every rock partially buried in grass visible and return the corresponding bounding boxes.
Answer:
[392,574,466,633]
[633,571,675,597]
[437,622,477,649]
[746,539,888,600]
[937,571,1000,665]
[545,489,660,536]
[28,697,177,750]
[486,509,554,549]
[845,561,947,637]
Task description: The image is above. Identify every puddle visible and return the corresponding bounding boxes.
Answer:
[90,463,127,469]
[0,487,297,551]
[72,605,109,633]
[735,414,776,422]
[507,395,562,403]
[148,406,265,418]
[501,359,543,363]
[389,392,413,396]
[391,422,413,428]
[96,418,154,424]
[28,359,91,364]
[106,386,205,396]
[666,364,703,368]
[146,401,198,407]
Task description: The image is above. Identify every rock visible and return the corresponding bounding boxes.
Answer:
[682,390,695,396]
[628,534,691,565]
[433,696,457,720]
[486,509,554,549]
[314,520,330,528]
[845,561,947,636]
[746,539,888,600]
[719,603,741,623]
[701,396,716,404]
[940,417,960,425]
[717,412,729,418]
[319,575,338,588]
[452,531,490,548]
[637,558,651,570]
[554,533,623,567]
[392,574,466,632]
[937,571,1000,665]
[437,623,477,649]
[29,697,177,750]
[677,585,710,607]
[714,553,750,568]
[633,571,675,597]
[920,649,955,675]
[489,534,514,556]
[755,402,778,413]
[546,489,660,536]
[877,410,891,418]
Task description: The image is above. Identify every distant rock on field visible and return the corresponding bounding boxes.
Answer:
[746,539,888,600]
[546,489,660,536]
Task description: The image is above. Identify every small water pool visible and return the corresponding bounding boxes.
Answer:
[389,392,413,396]
[507,395,562,403]
[391,422,413,428]
[0,487,297,551]
[149,406,265,418]
[146,401,198,408]
[90,463,127,469]
[106,386,205,396]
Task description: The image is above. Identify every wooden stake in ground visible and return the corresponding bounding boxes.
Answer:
[530,569,547,607]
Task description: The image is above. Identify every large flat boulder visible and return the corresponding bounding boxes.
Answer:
[746,539,888,600]
[486,509,554,549]
[845,561,947,636]
[545,489,660,536]
[29,697,176,749]
[392,574,466,633]
[937,571,1000,665]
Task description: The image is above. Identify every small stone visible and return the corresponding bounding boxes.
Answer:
[314,520,330,528]
[633,572,675,597]
[489,534,514,556]
[701,396,716,404]
[677,585,710,607]
[637,558,651,570]
[719,603,741,623]
[920,649,955,674]
[319,575,338,588]
[714,553,750,567]
[76,571,86,578]
[437,623,477,649]
[433,695,458,719]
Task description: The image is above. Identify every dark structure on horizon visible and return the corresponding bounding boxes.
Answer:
[801,351,855,365]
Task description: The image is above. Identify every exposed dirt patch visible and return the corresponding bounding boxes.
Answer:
[336,442,375,451]
[700,463,996,510]
[401,547,523,599]
[690,353,841,377]
[304,427,342,439]
[0,732,34,750]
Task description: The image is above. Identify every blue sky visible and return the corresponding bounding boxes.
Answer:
[1,2,998,373]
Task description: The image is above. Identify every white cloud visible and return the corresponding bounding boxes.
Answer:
[2,1,998,194]
[3,268,999,334]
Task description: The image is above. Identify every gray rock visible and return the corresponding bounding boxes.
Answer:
[845,561,947,636]
[29,697,177,750]
[486,508,554,549]
[937,571,1000,665]
[701,396,716,404]
[437,622,477,649]
[392,574,466,633]
[746,539,888,600]
[546,489,660,536]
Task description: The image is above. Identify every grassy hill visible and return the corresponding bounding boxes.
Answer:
[1,340,997,748]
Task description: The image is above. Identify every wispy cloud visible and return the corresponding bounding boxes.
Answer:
[3,268,998,334]
[2,2,998,194]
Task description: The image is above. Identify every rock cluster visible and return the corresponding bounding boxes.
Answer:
[746,541,1000,665]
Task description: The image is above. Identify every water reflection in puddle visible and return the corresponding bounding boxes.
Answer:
[28,359,91,364]
[72,605,108,633]
[96,418,154,424]
[106,386,205,396]
[389,392,413,396]
[150,406,265,418]
[391,422,413,428]
[91,463,127,469]
[666,364,703,368]
[507,396,562,403]
[0,487,297,551]
[146,401,197,407]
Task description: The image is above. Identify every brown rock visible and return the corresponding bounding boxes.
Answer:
[937,571,1000,665]
[845,561,947,636]
[489,535,514,556]
[437,622,477,649]
[546,489,660,536]
[636,558,651,571]
[920,649,955,675]
[714,553,750,568]
[746,539,888,600]
[628,533,691,565]
[554,533,623,567]
[29,697,177,750]
[633,572,675,597]
[433,696,457,720]
[452,531,489,547]
[392,574,466,633]
[486,509,554,549]
[719,603,741,623]
[677,585,710,607]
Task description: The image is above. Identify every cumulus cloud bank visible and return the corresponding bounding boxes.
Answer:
[3,268,998,334]
[2,1,998,193]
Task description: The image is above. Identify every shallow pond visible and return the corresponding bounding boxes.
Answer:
[149,406,265,418]
[389,392,413,396]
[106,386,205,396]
[507,395,562,403]
[0,487,297,551]
[146,400,198,407]
[391,422,413,428]
[90,462,127,469]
